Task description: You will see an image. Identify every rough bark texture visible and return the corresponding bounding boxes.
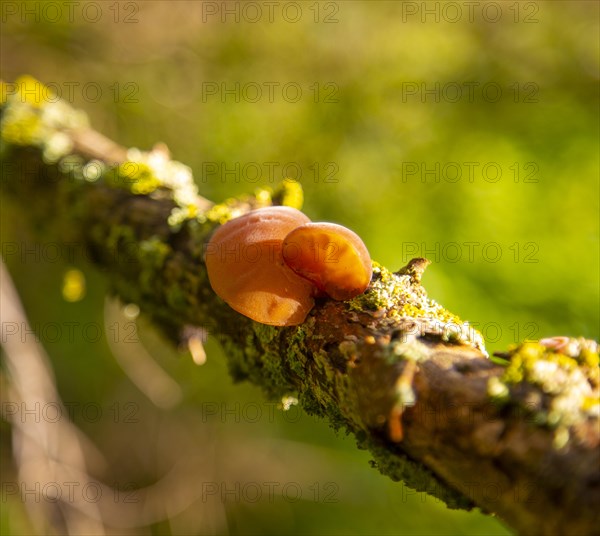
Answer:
[1,90,598,536]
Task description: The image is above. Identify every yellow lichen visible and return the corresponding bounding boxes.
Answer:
[105,162,162,195]
[1,106,43,145]
[492,339,600,444]
[1,76,87,160]
[10,75,53,108]
[347,263,486,354]
[279,179,304,210]
[254,187,273,206]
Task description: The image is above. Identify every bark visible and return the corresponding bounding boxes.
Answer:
[1,94,598,536]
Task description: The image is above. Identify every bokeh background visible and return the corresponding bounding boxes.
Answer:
[1,1,598,535]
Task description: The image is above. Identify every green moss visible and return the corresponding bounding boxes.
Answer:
[285,326,310,378]
[258,350,293,398]
[367,441,474,511]
[222,336,253,383]
[165,284,187,311]
[242,327,298,399]
[298,389,328,420]
[106,224,137,259]
[139,237,171,265]
[252,322,280,346]
[138,237,172,292]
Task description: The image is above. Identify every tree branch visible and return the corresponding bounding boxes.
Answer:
[1,79,598,536]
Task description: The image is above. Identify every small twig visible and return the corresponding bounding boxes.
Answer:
[0,259,106,535]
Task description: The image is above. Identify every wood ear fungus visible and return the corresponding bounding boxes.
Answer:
[205,207,372,326]
[282,223,372,301]
[204,207,314,326]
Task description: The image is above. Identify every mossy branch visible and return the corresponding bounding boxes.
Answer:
[1,78,598,536]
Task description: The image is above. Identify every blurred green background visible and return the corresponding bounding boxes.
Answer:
[1,1,598,535]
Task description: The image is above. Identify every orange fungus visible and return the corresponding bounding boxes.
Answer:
[205,207,373,326]
[282,222,372,301]
[205,207,314,326]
